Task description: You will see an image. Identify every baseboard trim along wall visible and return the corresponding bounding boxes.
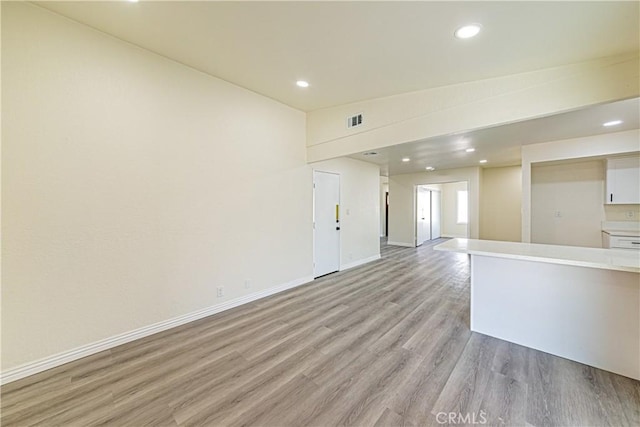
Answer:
[340,254,381,271]
[0,275,314,385]
[387,241,415,247]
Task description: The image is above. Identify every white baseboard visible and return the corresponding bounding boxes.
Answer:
[340,254,381,271]
[0,275,314,385]
[387,241,415,247]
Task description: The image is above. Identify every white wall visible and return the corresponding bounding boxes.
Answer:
[388,167,480,246]
[531,160,605,248]
[306,53,639,162]
[605,204,640,221]
[388,178,415,246]
[310,158,381,268]
[521,129,640,242]
[2,3,312,371]
[481,166,522,242]
[441,181,468,238]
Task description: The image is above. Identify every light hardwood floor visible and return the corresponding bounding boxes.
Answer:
[2,239,639,426]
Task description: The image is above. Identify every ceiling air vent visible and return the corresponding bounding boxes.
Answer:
[347,113,363,129]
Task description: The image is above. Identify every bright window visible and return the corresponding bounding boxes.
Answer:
[457,190,468,224]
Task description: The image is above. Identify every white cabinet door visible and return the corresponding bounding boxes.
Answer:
[606,157,640,204]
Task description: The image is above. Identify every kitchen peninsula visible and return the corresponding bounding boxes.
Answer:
[435,238,640,380]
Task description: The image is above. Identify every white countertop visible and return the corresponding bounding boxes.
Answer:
[602,230,640,237]
[435,239,640,273]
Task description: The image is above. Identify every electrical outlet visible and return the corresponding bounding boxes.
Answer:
[625,211,635,219]
[554,211,562,218]
[216,287,224,297]
[244,279,251,289]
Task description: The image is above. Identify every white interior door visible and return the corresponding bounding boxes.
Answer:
[416,187,431,246]
[431,190,441,239]
[313,171,340,277]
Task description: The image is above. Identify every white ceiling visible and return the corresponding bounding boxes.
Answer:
[349,98,640,176]
[35,1,639,175]
[37,1,639,112]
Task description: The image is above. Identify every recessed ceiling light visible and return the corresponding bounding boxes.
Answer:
[603,120,623,127]
[426,166,435,171]
[479,159,488,164]
[296,80,309,88]
[465,148,476,153]
[455,24,481,39]
[402,157,411,162]
[128,0,139,3]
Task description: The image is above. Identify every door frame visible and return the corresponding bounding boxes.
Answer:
[312,170,341,277]
[430,189,442,239]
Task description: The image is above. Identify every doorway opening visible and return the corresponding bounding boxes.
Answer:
[415,185,441,246]
[414,181,468,246]
[385,191,389,237]
[380,177,389,238]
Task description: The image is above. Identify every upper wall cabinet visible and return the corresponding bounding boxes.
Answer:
[606,156,640,204]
